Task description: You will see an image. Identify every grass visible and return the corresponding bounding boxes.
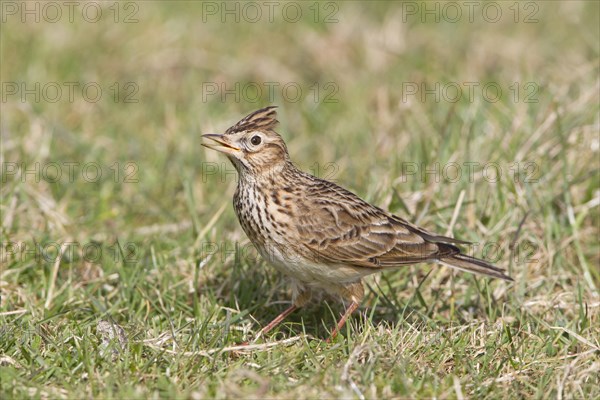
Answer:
[1,1,599,398]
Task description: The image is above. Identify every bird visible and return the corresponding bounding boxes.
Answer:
[202,106,513,341]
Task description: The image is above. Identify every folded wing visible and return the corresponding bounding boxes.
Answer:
[296,181,458,268]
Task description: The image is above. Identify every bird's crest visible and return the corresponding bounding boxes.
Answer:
[225,106,279,135]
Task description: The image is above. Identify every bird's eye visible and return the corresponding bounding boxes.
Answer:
[250,135,262,146]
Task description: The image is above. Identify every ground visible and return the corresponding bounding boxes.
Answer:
[1,1,599,399]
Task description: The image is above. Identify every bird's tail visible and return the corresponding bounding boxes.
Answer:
[439,253,513,281]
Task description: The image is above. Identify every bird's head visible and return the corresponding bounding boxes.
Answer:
[202,106,290,178]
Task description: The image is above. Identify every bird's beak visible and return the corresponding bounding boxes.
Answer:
[201,134,241,155]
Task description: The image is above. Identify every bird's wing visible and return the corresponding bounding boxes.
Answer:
[296,181,458,269]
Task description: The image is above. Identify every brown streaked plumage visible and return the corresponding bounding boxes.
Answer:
[202,106,513,340]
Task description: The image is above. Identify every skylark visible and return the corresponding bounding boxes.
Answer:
[202,106,512,340]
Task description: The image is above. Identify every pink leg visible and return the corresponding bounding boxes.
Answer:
[327,301,360,342]
[254,304,298,340]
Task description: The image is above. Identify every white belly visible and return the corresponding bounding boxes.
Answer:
[256,241,372,289]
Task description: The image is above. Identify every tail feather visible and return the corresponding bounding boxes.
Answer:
[439,254,514,282]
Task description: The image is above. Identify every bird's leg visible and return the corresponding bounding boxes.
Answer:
[252,286,310,343]
[253,304,298,341]
[327,301,360,342]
